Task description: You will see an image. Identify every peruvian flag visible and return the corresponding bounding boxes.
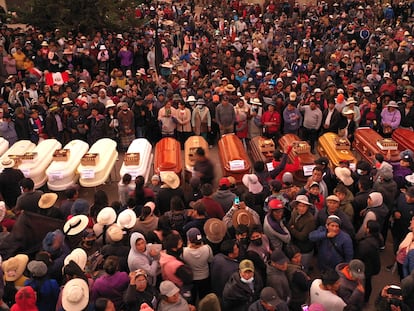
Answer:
[45,71,69,86]
[28,67,43,79]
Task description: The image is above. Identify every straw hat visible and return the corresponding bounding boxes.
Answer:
[160,171,180,189]
[63,215,89,236]
[38,193,58,209]
[232,209,255,228]
[64,248,87,271]
[62,278,89,311]
[2,254,29,281]
[62,97,73,105]
[106,224,124,242]
[334,167,354,186]
[1,157,14,169]
[224,84,236,93]
[96,207,117,226]
[117,209,137,229]
[204,218,227,243]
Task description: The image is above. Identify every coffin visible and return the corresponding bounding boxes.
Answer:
[0,138,9,157]
[120,138,153,183]
[46,140,90,191]
[278,134,316,182]
[17,139,62,189]
[249,136,275,165]
[154,137,182,175]
[185,136,209,172]
[393,128,414,152]
[218,133,251,182]
[317,132,357,170]
[0,140,36,171]
[354,128,400,165]
[77,138,118,187]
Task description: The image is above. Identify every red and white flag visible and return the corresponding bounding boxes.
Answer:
[45,72,69,86]
[28,67,43,79]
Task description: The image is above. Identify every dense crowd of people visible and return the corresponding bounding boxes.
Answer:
[0,0,414,310]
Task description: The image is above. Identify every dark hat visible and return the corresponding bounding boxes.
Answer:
[260,287,280,307]
[400,149,413,161]
[326,215,342,226]
[270,249,288,264]
[349,259,365,280]
[186,227,203,244]
[315,157,329,166]
[27,260,48,277]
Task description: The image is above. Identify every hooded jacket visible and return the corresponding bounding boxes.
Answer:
[127,232,159,285]
[335,263,365,308]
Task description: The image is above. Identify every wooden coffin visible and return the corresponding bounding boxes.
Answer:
[154,137,182,175]
[249,136,275,164]
[393,128,414,152]
[354,128,400,165]
[218,134,251,182]
[317,132,357,171]
[278,134,316,182]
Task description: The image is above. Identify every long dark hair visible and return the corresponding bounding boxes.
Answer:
[135,175,146,205]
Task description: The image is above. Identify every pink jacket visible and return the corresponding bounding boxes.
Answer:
[159,251,184,287]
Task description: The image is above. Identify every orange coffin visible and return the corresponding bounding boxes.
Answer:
[218,134,251,182]
[317,132,357,170]
[393,128,414,152]
[154,137,182,175]
[278,134,315,182]
[354,128,400,165]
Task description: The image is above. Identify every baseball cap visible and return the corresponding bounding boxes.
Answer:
[349,259,365,280]
[239,259,255,273]
[260,287,280,307]
[326,215,342,226]
[218,177,230,187]
[268,199,284,210]
[270,249,288,265]
[186,227,203,244]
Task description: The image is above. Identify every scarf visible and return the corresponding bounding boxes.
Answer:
[266,213,288,235]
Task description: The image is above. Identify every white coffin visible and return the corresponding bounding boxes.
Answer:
[77,138,118,187]
[46,140,90,191]
[18,139,62,189]
[0,138,9,157]
[119,138,153,183]
[0,140,36,172]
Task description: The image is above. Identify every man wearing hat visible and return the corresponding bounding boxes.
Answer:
[223,259,264,311]
[309,215,353,271]
[263,198,291,251]
[266,249,291,303]
[315,195,355,238]
[335,259,365,308]
[0,157,24,209]
[156,172,184,215]
[248,287,289,311]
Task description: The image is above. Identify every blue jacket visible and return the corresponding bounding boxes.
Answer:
[309,226,353,271]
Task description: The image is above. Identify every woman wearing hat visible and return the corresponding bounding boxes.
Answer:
[288,195,316,271]
[381,101,401,136]
[124,269,158,310]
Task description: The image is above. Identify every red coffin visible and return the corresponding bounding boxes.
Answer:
[218,134,251,182]
[278,134,315,182]
[249,136,275,164]
[154,137,182,175]
[354,128,400,165]
[393,128,414,152]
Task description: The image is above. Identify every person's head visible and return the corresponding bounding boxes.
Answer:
[325,195,340,214]
[170,195,185,211]
[311,166,323,182]
[220,239,239,259]
[326,215,341,236]
[200,183,213,197]
[133,269,148,292]
[284,244,301,265]
[94,189,108,205]
[321,269,341,292]
[65,186,79,200]
[195,147,206,159]
[95,298,116,311]
[358,176,373,192]
[19,177,35,192]
[122,173,132,185]
[269,180,282,193]
[151,174,160,186]
[367,192,383,208]
[135,175,145,189]
[249,224,263,246]
[270,249,289,271]
[163,233,183,252]
[309,182,320,196]
[160,280,181,304]
[334,184,348,202]
[366,219,380,236]
[292,195,312,215]
[235,224,249,242]
[405,187,414,204]
[239,259,255,282]
[268,199,284,220]
[103,256,119,275]
[134,234,147,253]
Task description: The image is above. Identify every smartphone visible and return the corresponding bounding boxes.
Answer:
[301,305,309,311]
[234,196,240,205]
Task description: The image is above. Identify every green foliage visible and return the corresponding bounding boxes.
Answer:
[15,0,146,34]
